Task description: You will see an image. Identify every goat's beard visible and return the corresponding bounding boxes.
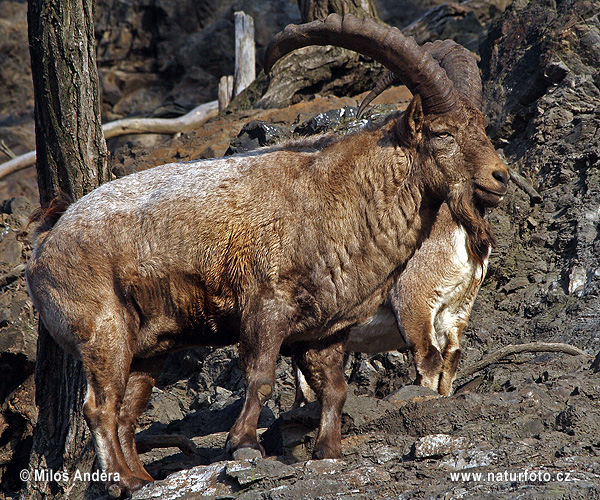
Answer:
[447,184,496,266]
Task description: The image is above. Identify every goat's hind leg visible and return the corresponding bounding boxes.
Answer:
[291,356,314,409]
[293,333,347,460]
[80,321,147,496]
[117,356,166,482]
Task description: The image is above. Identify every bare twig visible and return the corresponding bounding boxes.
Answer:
[459,341,590,379]
[0,140,16,159]
[0,100,219,181]
[135,434,198,456]
[508,167,542,204]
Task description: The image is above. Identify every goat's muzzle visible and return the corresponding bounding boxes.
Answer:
[474,165,509,208]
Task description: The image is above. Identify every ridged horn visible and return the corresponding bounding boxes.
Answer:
[424,39,482,110]
[357,71,400,119]
[356,40,483,117]
[264,14,458,114]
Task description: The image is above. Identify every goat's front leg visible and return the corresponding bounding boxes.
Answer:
[437,322,465,396]
[293,333,347,459]
[227,299,286,458]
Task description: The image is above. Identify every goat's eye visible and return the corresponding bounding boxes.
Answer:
[434,132,452,139]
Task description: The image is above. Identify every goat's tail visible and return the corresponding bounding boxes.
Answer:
[28,192,73,241]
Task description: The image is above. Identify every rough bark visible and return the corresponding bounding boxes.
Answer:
[28,0,110,205]
[22,0,108,498]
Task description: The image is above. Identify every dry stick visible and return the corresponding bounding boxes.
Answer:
[508,166,542,204]
[459,341,590,379]
[0,151,37,180]
[0,100,219,181]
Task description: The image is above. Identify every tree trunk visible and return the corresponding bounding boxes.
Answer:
[22,0,109,498]
[28,0,109,205]
[297,0,381,22]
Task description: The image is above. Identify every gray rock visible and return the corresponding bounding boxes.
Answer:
[225,458,295,486]
[412,434,471,459]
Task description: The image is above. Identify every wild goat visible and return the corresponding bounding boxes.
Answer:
[293,203,492,408]
[293,56,506,404]
[26,14,508,496]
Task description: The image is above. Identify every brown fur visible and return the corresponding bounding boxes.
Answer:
[292,196,502,404]
[26,89,508,496]
[27,191,72,240]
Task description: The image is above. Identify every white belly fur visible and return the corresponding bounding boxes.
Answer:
[346,306,407,353]
[345,224,488,355]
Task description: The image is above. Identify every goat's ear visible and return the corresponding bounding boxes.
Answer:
[396,94,424,146]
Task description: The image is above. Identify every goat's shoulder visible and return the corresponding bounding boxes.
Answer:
[393,204,484,302]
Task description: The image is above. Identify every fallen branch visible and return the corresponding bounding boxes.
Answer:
[459,341,590,379]
[0,151,37,180]
[508,167,542,204]
[102,100,218,139]
[0,100,219,181]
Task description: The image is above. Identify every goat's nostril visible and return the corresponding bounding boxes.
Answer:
[493,170,509,185]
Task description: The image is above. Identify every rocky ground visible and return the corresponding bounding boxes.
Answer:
[2,0,600,498]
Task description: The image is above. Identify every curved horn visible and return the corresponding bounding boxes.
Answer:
[356,40,483,117]
[424,39,482,110]
[265,14,458,114]
[357,71,400,119]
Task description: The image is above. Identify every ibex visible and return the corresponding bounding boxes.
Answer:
[293,56,506,405]
[293,203,492,408]
[26,14,508,496]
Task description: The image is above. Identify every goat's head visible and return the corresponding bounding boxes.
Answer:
[265,14,509,257]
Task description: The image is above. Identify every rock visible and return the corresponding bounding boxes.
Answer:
[385,385,440,405]
[302,458,344,476]
[261,392,395,462]
[257,45,383,109]
[225,120,291,155]
[231,448,263,462]
[294,106,359,136]
[132,461,236,499]
[145,388,186,425]
[226,458,295,486]
[404,2,484,52]
[412,434,471,459]
[0,197,37,494]
[240,477,347,500]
